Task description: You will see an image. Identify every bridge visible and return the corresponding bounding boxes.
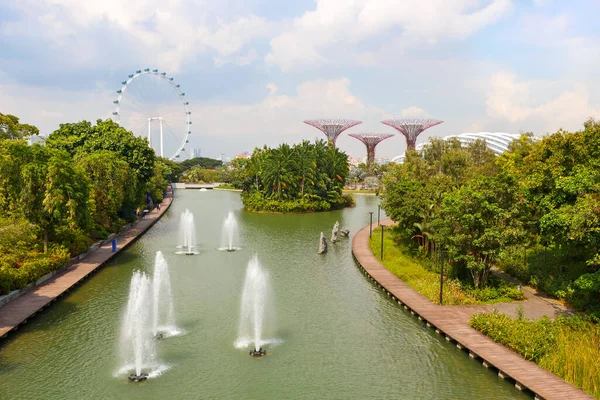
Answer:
[172,182,221,189]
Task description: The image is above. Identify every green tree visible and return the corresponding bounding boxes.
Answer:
[75,151,130,231]
[0,113,39,140]
[437,173,525,287]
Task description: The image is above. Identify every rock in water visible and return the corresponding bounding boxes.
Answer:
[318,232,327,254]
[340,228,350,237]
[331,221,340,243]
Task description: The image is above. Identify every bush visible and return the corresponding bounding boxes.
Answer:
[470,311,600,398]
[241,191,350,213]
[571,273,600,312]
[0,246,70,295]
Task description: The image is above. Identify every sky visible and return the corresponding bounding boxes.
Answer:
[1,0,599,160]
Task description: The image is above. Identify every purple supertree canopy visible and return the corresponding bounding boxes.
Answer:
[381,118,443,150]
[348,133,394,169]
[303,119,362,146]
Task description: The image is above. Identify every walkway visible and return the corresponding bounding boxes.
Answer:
[0,194,173,340]
[352,220,593,400]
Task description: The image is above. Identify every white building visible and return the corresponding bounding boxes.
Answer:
[392,132,528,163]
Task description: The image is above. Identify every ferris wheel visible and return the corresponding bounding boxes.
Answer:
[112,69,191,160]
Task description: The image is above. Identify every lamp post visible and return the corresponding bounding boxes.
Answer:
[369,212,374,239]
[377,205,381,226]
[439,250,445,305]
[380,224,385,260]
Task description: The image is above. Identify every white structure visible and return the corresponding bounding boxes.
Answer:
[27,135,46,146]
[392,132,525,163]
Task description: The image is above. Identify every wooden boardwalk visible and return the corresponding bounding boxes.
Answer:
[0,194,173,340]
[352,220,593,400]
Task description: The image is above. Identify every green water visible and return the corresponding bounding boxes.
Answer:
[0,190,529,399]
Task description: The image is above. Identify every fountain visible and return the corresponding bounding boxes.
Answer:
[331,221,340,243]
[318,232,327,254]
[151,251,178,339]
[219,211,240,251]
[119,271,155,382]
[176,209,199,255]
[237,255,272,357]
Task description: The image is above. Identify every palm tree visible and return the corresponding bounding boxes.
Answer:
[262,144,296,199]
[293,140,315,197]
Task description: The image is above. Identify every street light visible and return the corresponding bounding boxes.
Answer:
[369,212,374,239]
[439,250,445,305]
[380,224,385,260]
[377,205,381,226]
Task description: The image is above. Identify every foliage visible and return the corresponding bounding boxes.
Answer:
[178,156,223,170]
[369,226,523,305]
[232,140,350,213]
[470,311,600,398]
[0,113,39,140]
[380,119,600,303]
[75,150,130,231]
[181,166,220,183]
[0,113,173,292]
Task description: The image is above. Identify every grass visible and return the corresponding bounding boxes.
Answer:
[470,311,600,398]
[368,226,523,305]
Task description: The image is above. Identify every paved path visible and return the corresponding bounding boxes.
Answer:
[0,194,172,339]
[353,219,593,400]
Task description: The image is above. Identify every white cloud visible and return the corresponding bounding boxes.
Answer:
[266,0,513,70]
[486,72,600,132]
[0,76,412,157]
[2,1,273,71]
[0,82,113,136]
[400,106,427,117]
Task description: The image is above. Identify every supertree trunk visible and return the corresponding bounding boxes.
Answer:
[348,133,394,173]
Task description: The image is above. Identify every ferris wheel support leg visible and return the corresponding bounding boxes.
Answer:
[147,119,152,147]
[159,119,164,158]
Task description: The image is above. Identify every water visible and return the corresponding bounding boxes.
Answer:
[235,255,274,352]
[118,271,157,377]
[0,191,529,400]
[177,209,198,255]
[220,211,240,251]
[152,251,180,338]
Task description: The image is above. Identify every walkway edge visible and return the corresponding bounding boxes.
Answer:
[0,192,174,340]
[351,220,593,400]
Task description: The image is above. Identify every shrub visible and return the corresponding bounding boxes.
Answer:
[470,311,600,398]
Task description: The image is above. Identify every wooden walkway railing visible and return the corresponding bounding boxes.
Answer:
[352,220,593,400]
[0,194,173,339]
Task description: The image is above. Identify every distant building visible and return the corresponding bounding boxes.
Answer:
[191,148,202,159]
[216,153,231,165]
[27,135,46,146]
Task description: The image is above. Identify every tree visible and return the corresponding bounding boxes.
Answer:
[75,151,130,231]
[0,113,39,140]
[437,173,524,287]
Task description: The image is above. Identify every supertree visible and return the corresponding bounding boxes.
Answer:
[348,133,394,172]
[381,118,443,150]
[303,119,362,147]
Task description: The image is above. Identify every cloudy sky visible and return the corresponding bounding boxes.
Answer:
[1,0,599,159]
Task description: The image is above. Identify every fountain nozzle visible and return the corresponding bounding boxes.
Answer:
[128,372,149,382]
[249,347,266,357]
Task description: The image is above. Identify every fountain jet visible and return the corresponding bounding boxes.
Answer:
[237,255,272,357]
[119,271,156,382]
[152,251,177,339]
[220,211,240,251]
[177,209,199,255]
